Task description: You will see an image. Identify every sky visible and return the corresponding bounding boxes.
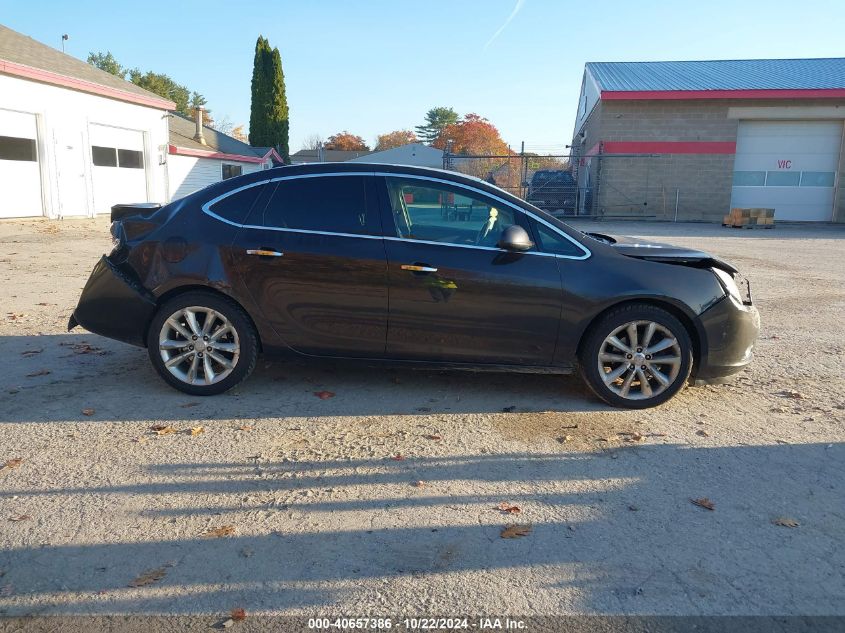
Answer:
[2,0,845,154]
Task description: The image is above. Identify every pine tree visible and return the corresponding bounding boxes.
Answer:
[415,107,459,144]
[248,36,290,163]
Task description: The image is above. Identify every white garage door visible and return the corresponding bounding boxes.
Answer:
[89,124,148,214]
[0,109,43,218]
[730,121,842,221]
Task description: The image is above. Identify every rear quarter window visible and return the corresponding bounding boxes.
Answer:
[207,182,275,225]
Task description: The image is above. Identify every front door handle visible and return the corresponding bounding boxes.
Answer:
[401,263,438,273]
[246,249,284,257]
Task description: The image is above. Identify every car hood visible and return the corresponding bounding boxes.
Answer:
[585,232,739,274]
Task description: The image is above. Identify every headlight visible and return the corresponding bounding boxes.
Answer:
[711,267,742,303]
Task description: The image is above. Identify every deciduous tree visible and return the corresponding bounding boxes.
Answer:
[324,132,369,151]
[432,113,508,155]
[375,130,417,151]
[87,51,124,77]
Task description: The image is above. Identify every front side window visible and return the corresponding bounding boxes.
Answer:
[261,175,372,235]
[385,177,521,248]
[222,164,243,180]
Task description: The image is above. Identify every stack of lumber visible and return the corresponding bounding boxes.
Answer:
[722,208,775,229]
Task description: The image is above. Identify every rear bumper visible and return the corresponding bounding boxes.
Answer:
[68,255,156,347]
[695,295,760,380]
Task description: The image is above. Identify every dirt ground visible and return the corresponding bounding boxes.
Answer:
[0,217,844,620]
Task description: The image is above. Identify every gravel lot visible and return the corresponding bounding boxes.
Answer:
[0,217,843,620]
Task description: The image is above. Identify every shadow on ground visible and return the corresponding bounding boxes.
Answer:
[0,443,843,615]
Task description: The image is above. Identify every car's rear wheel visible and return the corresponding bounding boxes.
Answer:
[146,291,258,395]
[579,304,693,409]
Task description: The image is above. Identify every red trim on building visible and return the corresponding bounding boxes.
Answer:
[584,142,602,157]
[261,147,284,163]
[0,59,176,110]
[601,141,736,155]
[601,88,845,101]
[168,144,267,164]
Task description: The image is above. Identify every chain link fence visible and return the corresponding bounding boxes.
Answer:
[442,150,730,221]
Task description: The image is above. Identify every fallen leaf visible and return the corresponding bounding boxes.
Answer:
[36,302,54,306]
[557,435,573,443]
[69,343,106,355]
[500,524,532,539]
[231,608,247,621]
[772,517,799,528]
[411,480,425,487]
[202,525,235,538]
[427,434,442,441]
[128,566,168,587]
[150,425,176,435]
[238,425,254,432]
[391,454,405,461]
[21,349,43,356]
[81,408,95,417]
[1,458,23,471]
[691,497,715,511]
[314,391,335,400]
[179,402,200,408]
[189,426,205,436]
[8,514,32,522]
[221,619,235,629]
[696,429,710,437]
[7,313,26,321]
[25,369,50,377]
[132,437,148,444]
[781,390,804,400]
[497,502,522,514]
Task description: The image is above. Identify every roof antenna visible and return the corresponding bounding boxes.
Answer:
[61,34,68,53]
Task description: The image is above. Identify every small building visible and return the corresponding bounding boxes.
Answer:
[167,111,280,200]
[0,24,174,218]
[572,58,845,222]
[290,148,371,164]
[348,143,443,168]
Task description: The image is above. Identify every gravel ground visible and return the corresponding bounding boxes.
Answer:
[0,217,843,619]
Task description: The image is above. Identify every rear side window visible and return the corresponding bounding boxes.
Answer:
[208,183,274,225]
[261,176,373,235]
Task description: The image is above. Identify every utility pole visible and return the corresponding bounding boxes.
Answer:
[61,34,68,53]
[520,141,528,199]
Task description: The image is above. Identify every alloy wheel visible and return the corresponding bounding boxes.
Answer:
[158,306,240,386]
[597,320,682,401]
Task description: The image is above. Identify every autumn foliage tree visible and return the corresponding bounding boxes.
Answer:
[375,130,417,151]
[433,114,512,181]
[324,132,369,151]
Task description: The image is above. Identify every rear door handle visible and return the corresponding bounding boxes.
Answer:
[401,263,438,273]
[247,249,284,257]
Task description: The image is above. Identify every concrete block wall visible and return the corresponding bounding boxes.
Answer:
[575,98,845,222]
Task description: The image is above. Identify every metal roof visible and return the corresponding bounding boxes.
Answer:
[587,59,845,92]
[0,24,174,108]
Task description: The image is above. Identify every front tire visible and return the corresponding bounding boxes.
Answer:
[579,304,693,409]
[146,291,258,396]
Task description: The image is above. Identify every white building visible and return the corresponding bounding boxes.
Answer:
[348,143,443,168]
[0,24,278,219]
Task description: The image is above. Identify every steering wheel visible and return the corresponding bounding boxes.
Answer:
[475,208,499,246]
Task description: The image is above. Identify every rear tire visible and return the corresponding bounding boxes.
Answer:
[146,291,258,396]
[579,303,693,409]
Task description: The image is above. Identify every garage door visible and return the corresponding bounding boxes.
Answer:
[730,121,842,221]
[0,109,43,218]
[89,124,148,214]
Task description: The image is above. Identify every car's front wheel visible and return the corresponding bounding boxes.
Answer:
[579,304,693,409]
[146,291,258,395]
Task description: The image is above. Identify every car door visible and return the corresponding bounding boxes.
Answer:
[378,175,564,365]
[229,174,389,358]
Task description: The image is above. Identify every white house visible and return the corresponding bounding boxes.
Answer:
[167,111,279,200]
[0,24,174,219]
[0,24,279,219]
[348,143,443,168]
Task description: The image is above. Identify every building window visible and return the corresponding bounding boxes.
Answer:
[0,135,37,162]
[765,171,800,187]
[92,146,117,167]
[222,164,243,180]
[732,171,765,187]
[800,171,835,187]
[118,149,144,169]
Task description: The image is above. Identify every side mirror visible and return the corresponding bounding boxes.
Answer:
[498,225,534,252]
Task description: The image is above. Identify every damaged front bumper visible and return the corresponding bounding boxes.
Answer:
[695,293,761,381]
[68,255,157,347]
